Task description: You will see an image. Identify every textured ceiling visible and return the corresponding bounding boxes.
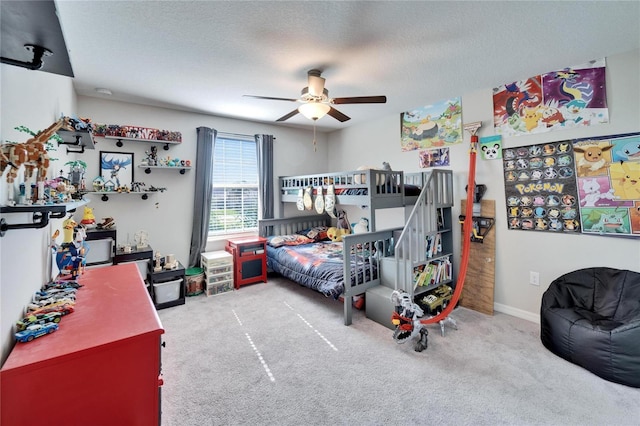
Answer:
[53,1,640,132]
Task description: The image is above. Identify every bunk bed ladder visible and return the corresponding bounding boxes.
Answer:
[393,169,454,293]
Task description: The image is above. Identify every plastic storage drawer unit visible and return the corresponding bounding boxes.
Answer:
[201,251,233,269]
[205,280,233,296]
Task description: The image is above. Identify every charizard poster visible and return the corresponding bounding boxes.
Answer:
[574,132,640,237]
[493,59,608,136]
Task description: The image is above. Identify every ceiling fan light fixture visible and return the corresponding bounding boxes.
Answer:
[298,102,330,120]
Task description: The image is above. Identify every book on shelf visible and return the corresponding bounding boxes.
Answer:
[413,262,437,289]
[425,233,442,258]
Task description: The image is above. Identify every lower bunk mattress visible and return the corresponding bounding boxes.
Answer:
[266,240,377,300]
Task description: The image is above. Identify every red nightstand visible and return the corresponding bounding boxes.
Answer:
[225,236,267,289]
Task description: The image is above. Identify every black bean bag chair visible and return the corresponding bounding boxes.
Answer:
[540,267,640,388]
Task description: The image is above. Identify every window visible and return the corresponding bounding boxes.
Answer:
[209,135,258,236]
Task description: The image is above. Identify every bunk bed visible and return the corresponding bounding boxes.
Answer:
[278,168,422,231]
[259,168,454,326]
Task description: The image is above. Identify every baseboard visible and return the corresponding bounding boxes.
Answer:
[494,303,540,324]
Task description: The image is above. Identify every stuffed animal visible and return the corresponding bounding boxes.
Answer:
[336,209,351,234]
[353,217,369,234]
[327,226,350,242]
[353,165,387,185]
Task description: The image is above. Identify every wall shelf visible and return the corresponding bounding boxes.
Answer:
[57,128,96,153]
[103,135,180,150]
[0,198,88,236]
[83,191,153,202]
[138,165,191,175]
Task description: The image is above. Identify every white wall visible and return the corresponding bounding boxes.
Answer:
[1,64,77,363]
[327,49,640,322]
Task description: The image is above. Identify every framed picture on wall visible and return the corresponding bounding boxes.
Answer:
[99,151,134,190]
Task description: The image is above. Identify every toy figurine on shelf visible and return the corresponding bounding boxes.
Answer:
[96,217,115,230]
[164,254,178,270]
[134,230,149,250]
[53,217,88,279]
[145,146,158,166]
[1,118,65,206]
[131,182,146,192]
[154,251,163,272]
[80,206,96,228]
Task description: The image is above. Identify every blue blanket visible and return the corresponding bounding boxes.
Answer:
[266,241,375,299]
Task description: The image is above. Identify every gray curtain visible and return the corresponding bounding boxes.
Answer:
[188,127,216,267]
[255,134,274,220]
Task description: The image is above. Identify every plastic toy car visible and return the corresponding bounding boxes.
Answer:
[28,296,76,310]
[43,280,83,290]
[16,312,62,331]
[15,323,59,343]
[29,303,75,317]
[27,299,76,314]
[33,288,77,301]
[418,285,453,315]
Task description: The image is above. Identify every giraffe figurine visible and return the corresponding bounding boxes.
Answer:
[1,117,68,205]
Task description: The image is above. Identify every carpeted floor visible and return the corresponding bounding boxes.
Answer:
[157,276,639,426]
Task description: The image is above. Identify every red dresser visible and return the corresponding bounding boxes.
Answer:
[0,263,164,426]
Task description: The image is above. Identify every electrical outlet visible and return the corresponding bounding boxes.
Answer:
[529,271,540,286]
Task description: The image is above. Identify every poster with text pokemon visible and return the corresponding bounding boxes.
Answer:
[493,59,608,137]
[503,141,580,233]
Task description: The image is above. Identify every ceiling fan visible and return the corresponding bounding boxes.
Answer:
[244,69,387,123]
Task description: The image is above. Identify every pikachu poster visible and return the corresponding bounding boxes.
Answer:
[574,132,640,236]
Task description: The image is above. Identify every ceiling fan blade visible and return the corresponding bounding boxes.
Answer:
[276,109,300,122]
[244,95,298,102]
[332,96,387,105]
[327,107,350,122]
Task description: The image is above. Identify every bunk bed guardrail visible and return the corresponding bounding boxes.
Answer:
[280,169,406,204]
[341,228,399,325]
[393,169,454,293]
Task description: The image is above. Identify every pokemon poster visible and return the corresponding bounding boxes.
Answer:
[503,141,581,234]
[502,132,640,238]
[400,97,462,151]
[574,132,640,236]
[493,59,609,137]
[419,148,450,168]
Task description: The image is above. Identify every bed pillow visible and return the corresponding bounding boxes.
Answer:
[296,226,330,242]
[268,234,314,248]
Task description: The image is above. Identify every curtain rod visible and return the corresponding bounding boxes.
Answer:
[217,131,275,140]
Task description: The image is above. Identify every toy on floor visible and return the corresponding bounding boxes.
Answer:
[391,290,428,351]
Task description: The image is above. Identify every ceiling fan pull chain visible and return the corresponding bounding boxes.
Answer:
[313,120,317,152]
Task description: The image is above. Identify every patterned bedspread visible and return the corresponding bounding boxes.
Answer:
[266,241,375,299]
